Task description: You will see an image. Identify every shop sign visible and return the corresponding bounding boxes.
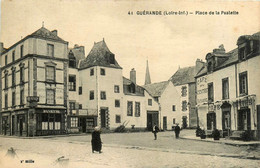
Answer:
[27,96,39,102]
[237,97,253,109]
[43,109,60,113]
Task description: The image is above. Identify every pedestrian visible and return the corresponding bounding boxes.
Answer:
[152,123,159,140]
[91,126,102,153]
[174,123,181,139]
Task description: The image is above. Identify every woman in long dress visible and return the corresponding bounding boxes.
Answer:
[91,126,102,153]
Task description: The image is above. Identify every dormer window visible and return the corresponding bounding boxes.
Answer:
[239,47,246,60]
[109,54,115,64]
[128,83,136,93]
[207,62,213,72]
[69,50,76,68]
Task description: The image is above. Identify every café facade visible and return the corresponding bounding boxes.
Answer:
[195,32,260,140]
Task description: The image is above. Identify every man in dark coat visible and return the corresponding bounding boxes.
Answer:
[174,123,181,139]
[91,126,102,153]
[152,123,159,140]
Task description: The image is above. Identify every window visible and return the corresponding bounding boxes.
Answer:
[79,86,82,95]
[172,105,176,111]
[12,51,15,62]
[89,91,94,100]
[135,102,140,117]
[90,68,94,76]
[5,55,7,65]
[154,97,159,102]
[46,66,55,82]
[128,83,136,93]
[4,73,8,89]
[116,115,121,123]
[20,89,24,105]
[69,102,76,114]
[148,99,152,106]
[55,114,61,130]
[239,47,246,60]
[70,117,78,128]
[47,44,54,57]
[100,68,105,75]
[69,58,76,68]
[182,101,187,111]
[114,85,120,93]
[5,94,8,109]
[69,75,76,91]
[79,104,82,109]
[46,89,55,104]
[127,101,133,116]
[20,67,24,84]
[173,118,176,124]
[253,40,260,52]
[239,72,248,95]
[100,91,106,100]
[222,78,229,99]
[208,82,214,103]
[12,68,16,87]
[20,45,24,58]
[115,100,120,107]
[181,86,187,97]
[109,54,115,64]
[12,91,16,107]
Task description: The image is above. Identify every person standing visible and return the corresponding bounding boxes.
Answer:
[174,123,181,139]
[152,123,159,140]
[91,126,102,153]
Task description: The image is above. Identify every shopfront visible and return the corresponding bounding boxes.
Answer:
[35,109,65,136]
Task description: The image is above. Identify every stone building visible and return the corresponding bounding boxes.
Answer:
[169,60,204,128]
[195,32,260,140]
[0,26,68,136]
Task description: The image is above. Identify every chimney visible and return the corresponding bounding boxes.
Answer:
[0,42,3,54]
[51,30,57,36]
[195,59,205,74]
[130,68,136,84]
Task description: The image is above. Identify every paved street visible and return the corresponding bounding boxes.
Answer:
[0,130,259,168]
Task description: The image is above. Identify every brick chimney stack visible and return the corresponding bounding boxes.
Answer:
[130,68,136,84]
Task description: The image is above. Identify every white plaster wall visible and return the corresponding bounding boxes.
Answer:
[160,82,181,130]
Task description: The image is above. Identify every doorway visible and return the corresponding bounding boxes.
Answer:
[238,109,251,131]
[163,116,167,130]
[147,111,159,131]
[12,116,15,135]
[100,108,108,128]
[19,117,23,136]
[182,116,187,129]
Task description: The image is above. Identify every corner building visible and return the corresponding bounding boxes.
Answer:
[0,27,68,136]
[195,32,260,140]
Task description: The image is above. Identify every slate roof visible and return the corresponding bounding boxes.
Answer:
[169,66,196,86]
[123,77,145,96]
[29,27,67,43]
[195,48,238,78]
[1,27,68,55]
[237,31,260,45]
[68,45,85,68]
[79,40,122,69]
[143,81,169,97]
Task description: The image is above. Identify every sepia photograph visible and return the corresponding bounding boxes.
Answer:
[0,0,260,167]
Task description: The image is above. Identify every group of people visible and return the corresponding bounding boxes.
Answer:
[91,123,181,154]
[152,123,181,140]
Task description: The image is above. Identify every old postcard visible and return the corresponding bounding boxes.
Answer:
[0,0,259,167]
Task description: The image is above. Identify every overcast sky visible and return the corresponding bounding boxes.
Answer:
[1,0,259,85]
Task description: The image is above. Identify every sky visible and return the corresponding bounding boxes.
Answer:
[1,0,260,85]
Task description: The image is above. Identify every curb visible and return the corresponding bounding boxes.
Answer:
[180,136,260,147]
